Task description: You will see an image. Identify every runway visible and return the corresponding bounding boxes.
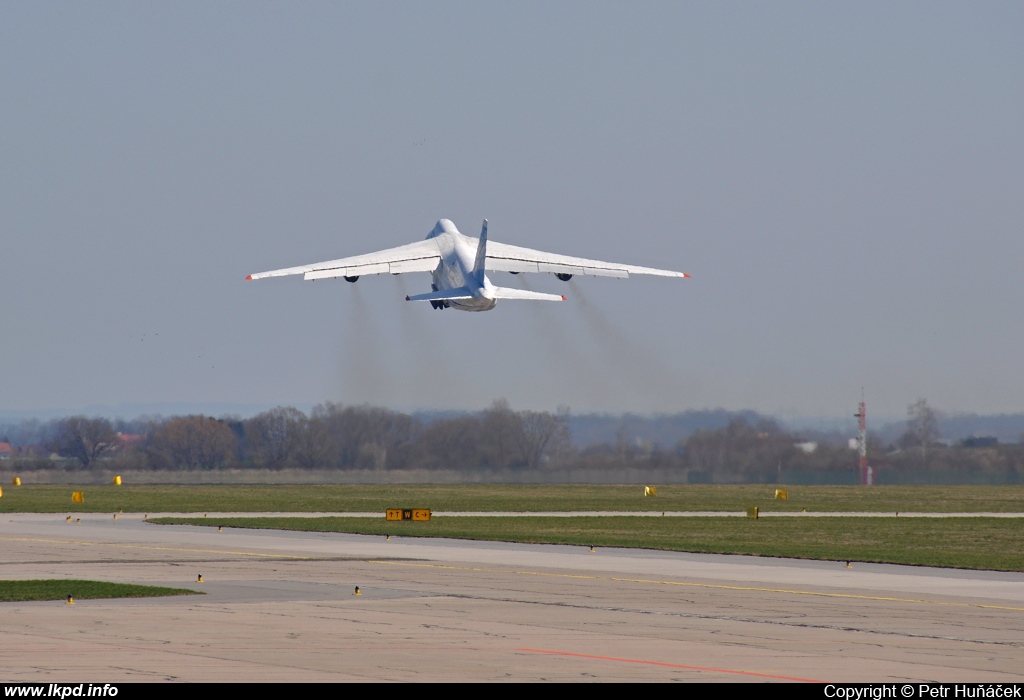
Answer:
[1,513,1022,682]
[114,511,1024,518]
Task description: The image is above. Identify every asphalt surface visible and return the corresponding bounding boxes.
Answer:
[1,513,1022,682]
[129,510,1024,518]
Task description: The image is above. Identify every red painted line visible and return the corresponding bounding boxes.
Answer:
[515,648,825,682]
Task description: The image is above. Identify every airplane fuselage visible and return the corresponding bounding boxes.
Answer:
[426,219,496,311]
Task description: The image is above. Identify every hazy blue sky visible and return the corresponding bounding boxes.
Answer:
[2,2,1022,422]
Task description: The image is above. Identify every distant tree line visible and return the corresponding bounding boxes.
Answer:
[2,400,570,473]
[2,398,1022,482]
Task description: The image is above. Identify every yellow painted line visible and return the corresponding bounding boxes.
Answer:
[368,560,1024,612]
[0,535,312,560]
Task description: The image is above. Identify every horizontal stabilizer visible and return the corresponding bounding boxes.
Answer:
[489,287,565,302]
[406,287,474,302]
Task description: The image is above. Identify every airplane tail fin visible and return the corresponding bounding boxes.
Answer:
[472,219,488,283]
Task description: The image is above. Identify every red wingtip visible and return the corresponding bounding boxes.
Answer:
[683,273,691,278]
[561,295,567,301]
[245,275,253,281]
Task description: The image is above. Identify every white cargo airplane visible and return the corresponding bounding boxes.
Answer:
[247,219,689,312]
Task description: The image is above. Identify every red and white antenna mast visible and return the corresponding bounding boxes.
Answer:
[854,390,872,485]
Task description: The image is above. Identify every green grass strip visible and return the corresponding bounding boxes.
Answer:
[154,515,1024,572]
[2,484,1024,513]
[0,579,201,602]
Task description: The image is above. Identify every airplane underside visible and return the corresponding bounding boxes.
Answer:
[427,282,496,311]
[445,298,497,312]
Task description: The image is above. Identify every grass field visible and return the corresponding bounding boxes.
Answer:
[2,483,1023,513]
[153,515,1024,572]
[5,483,1021,570]
[0,579,200,602]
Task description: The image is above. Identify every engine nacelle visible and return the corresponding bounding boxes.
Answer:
[556,273,573,282]
[344,275,359,283]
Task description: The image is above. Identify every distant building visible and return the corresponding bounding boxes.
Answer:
[0,441,13,459]
[961,436,998,448]
[794,442,818,454]
[117,433,144,448]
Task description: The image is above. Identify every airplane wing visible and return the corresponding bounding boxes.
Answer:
[247,239,441,281]
[485,241,689,279]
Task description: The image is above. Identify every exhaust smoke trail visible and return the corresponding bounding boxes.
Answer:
[568,280,691,412]
[337,281,394,404]
[515,274,616,408]
[393,275,451,407]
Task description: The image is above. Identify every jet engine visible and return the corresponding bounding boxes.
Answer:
[556,273,573,281]
[344,276,359,283]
